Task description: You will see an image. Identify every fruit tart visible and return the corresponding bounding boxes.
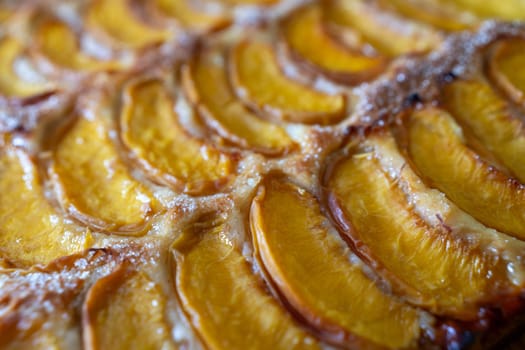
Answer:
[2,0,525,349]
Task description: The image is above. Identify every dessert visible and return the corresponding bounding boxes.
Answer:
[2,0,525,349]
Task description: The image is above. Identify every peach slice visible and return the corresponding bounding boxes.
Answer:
[324,0,441,57]
[488,39,525,105]
[440,0,525,20]
[281,5,386,84]
[250,176,421,348]
[121,79,234,194]
[406,107,525,240]
[0,37,54,98]
[35,20,124,72]
[0,248,123,348]
[3,330,65,350]
[83,267,175,350]
[155,0,230,32]
[0,8,12,24]
[182,50,295,155]
[171,218,320,350]
[367,131,525,282]
[0,147,92,267]
[326,133,520,318]
[87,0,171,48]
[378,0,478,31]
[442,80,525,183]
[230,41,346,125]
[50,116,156,233]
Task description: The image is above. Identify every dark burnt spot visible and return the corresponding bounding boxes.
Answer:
[455,331,475,350]
[12,124,26,133]
[437,322,476,350]
[441,71,457,84]
[403,92,422,107]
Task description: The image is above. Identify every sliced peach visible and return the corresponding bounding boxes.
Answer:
[251,176,421,348]
[0,147,92,267]
[488,38,525,105]
[155,0,230,32]
[87,0,171,48]
[1,305,72,349]
[182,50,295,155]
[83,267,175,350]
[4,330,65,350]
[0,298,77,350]
[0,8,14,38]
[442,80,525,183]
[35,20,124,72]
[0,37,54,98]
[0,8,11,23]
[406,108,525,240]
[368,131,525,283]
[441,0,525,20]
[324,0,441,57]
[120,79,234,194]
[51,116,156,233]
[171,218,320,350]
[0,248,127,348]
[326,134,519,318]
[281,5,386,84]
[230,41,345,125]
[378,0,478,31]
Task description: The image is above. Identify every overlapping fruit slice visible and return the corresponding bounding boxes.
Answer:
[365,132,525,280]
[323,0,441,57]
[50,115,156,233]
[251,176,421,348]
[120,79,234,194]
[0,37,55,99]
[0,248,122,348]
[488,38,525,104]
[171,217,319,350]
[182,49,295,155]
[87,0,170,48]
[155,0,230,33]
[405,107,525,240]
[442,80,525,183]
[377,0,478,31]
[0,7,12,24]
[35,19,124,73]
[326,131,522,317]
[3,306,78,349]
[0,147,92,267]
[281,5,386,84]
[441,0,525,20]
[230,41,345,125]
[83,267,175,350]
[2,328,65,350]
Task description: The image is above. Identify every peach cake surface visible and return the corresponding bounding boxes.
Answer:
[2,0,525,349]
